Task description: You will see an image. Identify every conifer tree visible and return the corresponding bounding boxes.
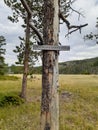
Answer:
[4,1,88,129]
[0,36,6,75]
[85,17,98,44]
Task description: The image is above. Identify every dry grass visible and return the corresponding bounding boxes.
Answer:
[0,74,98,130]
[59,75,98,130]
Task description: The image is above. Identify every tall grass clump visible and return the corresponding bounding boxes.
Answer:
[0,94,24,107]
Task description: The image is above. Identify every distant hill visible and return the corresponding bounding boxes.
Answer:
[9,57,98,74]
[59,57,98,74]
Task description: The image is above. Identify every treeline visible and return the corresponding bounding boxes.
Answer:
[7,57,98,74]
[8,65,42,74]
[59,57,98,74]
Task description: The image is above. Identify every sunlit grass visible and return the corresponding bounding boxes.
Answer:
[0,75,98,130]
[59,75,98,130]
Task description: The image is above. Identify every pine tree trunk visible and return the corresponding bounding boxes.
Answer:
[20,15,31,100]
[41,0,59,130]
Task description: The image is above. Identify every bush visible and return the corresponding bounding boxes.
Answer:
[0,95,24,107]
[93,60,98,66]
[81,70,90,75]
[0,75,19,80]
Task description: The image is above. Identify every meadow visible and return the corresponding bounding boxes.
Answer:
[0,75,98,130]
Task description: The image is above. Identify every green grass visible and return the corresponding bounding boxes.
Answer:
[0,75,19,80]
[0,75,98,130]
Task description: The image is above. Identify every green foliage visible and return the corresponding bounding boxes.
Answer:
[4,0,79,68]
[84,17,98,44]
[13,37,40,67]
[0,36,6,75]
[93,59,98,66]
[30,66,42,74]
[0,75,19,80]
[82,70,90,75]
[0,95,24,107]
[9,57,98,74]
[8,57,98,74]
[10,64,23,74]
[59,57,98,74]
[3,1,41,75]
[8,65,42,74]
[13,37,25,65]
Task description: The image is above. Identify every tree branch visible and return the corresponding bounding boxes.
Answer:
[59,12,88,36]
[20,0,43,44]
[59,12,70,27]
[65,28,80,37]
[70,6,84,20]
[69,24,88,29]
[20,0,32,16]
[29,22,43,44]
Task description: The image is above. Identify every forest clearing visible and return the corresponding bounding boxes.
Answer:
[0,74,98,130]
[0,0,98,130]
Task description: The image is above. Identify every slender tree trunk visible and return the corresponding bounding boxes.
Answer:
[20,15,31,100]
[41,0,59,130]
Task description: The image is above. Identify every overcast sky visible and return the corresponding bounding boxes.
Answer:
[0,0,98,66]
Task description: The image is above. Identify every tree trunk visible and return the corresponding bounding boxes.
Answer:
[41,0,59,130]
[20,15,31,100]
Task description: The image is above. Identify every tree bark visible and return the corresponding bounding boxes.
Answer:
[20,15,31,100]
[41,0,59,130]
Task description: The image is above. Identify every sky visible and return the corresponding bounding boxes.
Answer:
[0,0,98,66]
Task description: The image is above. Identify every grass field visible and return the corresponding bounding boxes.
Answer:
[0,75,98,130]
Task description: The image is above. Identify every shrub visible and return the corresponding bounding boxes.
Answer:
[93,60,98,66]
[0,95,24,107]
[81,70,90,75]
[0,75,19,80]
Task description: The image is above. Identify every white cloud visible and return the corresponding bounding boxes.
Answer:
[59,0,98,63]
[0,0,98,65]
[0,0,24,65]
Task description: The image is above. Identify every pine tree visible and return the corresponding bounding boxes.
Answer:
[4,0,88,129]
[4,0,42,99]
[0,36,6,75]
[85,17,98,44]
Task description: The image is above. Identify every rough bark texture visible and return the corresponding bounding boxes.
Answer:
[41,0,59,130]
[21,15,31,100]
